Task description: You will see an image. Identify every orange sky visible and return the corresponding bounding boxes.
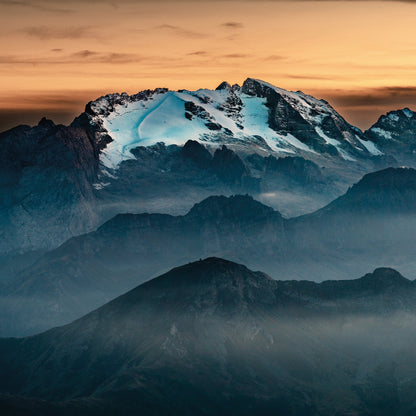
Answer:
[1,0,416,131]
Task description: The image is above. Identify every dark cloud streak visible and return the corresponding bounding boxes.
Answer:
[315,86,416,128]
[0,0,72,13]
[0,50,144,65]
[221,22,244,29]
[154,24,208,38]
[187,51,208,56]
[21,25,98,40]
[327,86,416,108]
[3,0,416,9]
[222,53,250,58]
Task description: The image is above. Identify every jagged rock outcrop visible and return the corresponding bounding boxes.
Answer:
[365,108,416,165]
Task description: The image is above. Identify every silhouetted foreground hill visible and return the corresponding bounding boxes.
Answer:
[1,258,416,415]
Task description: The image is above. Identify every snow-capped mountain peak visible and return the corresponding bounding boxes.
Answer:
[85,78,382,169]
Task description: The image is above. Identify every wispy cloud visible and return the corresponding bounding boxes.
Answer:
[0,89,105,132]
[71,50,99,58]
[75,51,143,64]
[285,74,333,80]
[21,25,97,40]
[154,24,208,39]
[222,53,250,58]
[220,21,244,29]
[0,50,143,65]
[0,0,72,13]
[3,0,416,9]
[187,51,208,56]
[263,55,287,61]
[328,86,416,108]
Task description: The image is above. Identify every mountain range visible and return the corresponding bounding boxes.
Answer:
[2,77,416,415]
[2,166,416,336]
[1,78,414,254]
[1,258,416,416]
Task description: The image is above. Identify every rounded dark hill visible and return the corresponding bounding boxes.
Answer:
[1,195,284,337]
[187,194,280,220]
[325,267,412,294]
[104,257,277,316]
[95,195,280,234]
[1,259,416,416]
[0,258,281,404]
[93,194,281,240]
[361,267,410,285]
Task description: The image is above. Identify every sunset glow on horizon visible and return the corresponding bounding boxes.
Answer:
[1,0,416,131]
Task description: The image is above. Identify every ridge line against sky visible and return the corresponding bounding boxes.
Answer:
[1,0,416,131]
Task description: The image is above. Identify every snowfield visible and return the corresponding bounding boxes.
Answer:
[91,79,383,169]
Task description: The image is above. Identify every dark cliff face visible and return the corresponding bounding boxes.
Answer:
[211,145,250,185]
[1,259,416,416]
[242,78,318,143]
[0,119,99,253]
[181,139,212,168]
[241,78,366,158]
[181,141,252,185]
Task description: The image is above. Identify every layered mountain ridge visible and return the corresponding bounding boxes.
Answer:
[2,77,416,416]
[3,167,416,336]
[0,78,414,255]
[1,258,416,416]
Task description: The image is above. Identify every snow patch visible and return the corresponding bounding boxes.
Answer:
[357,137,383,156]
[92,80,369,169]
[93,182,110,190]
[388,113,400,122]
[315,127,340,147]
[281,133,316,154]
[370,127,393,140]
[337,148,356,161]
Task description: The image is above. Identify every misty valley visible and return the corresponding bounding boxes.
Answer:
[2,79,416,415]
